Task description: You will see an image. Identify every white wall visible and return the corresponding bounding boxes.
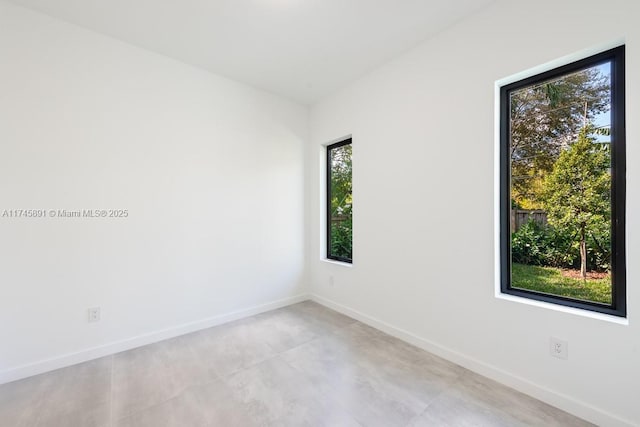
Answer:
[0,1,308,382]
[309,0,640,425]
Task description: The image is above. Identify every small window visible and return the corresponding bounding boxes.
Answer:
[327,138,353,263]
[500,46,625,317]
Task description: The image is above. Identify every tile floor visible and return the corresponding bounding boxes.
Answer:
[0,301,593,426]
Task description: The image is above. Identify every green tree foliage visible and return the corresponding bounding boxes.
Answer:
[542,127,611,278]
[510,67,610,206]
[511,219,609,271]
[329,144,352,259]
[511,220,577,268]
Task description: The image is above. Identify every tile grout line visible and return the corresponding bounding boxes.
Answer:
[35,304,360,426]
[115,304,347,417]
[401,381,456,427]
[111,334,231,423]
[218,332,326,380]
[212,309,365,426]
[218,312,360,379]
[275,348,367,427]
[30,369,52,427]
[116,388,192,424]
[275,315,464,427]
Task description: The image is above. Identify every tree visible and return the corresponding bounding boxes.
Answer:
[542,127,610,278]
[329,144,352,259]
[510,67,610,207]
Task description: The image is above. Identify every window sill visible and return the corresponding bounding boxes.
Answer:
[321,258,353,268]
[495,292,629,325]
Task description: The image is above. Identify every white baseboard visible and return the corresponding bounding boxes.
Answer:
[0,294,310,385]
[311,294,634,427]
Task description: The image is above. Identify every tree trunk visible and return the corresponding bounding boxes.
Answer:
[580,224,587,279]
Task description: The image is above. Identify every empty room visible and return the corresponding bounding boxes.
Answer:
[0,0,638,426]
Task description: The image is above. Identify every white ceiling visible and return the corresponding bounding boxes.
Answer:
[7,0,494,104]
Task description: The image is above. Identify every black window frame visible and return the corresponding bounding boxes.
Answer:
[326,138,353,263]
[500,46,626,317]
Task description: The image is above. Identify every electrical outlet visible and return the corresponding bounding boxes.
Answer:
[329,275,335,286]
[549,337,568,360]
[88,307,101,323]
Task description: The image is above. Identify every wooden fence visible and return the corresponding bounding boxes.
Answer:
[511,210,547,232]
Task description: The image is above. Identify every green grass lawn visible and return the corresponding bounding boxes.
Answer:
[511,263,611,305]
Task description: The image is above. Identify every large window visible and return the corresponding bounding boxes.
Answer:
[500,46,625,317]
[327,138,353,263]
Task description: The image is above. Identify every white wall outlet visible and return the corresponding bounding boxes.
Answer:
[329,275,335,286]
[88,307,101,323]
[550,337,568,360]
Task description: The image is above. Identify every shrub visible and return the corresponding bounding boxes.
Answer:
[512,220,574,267]
[330,217,352,260]
[587,221,611,271]
[511,220,609,271]
[511,220,611,271]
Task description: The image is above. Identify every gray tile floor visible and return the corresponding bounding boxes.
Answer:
[0,301,593,427]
